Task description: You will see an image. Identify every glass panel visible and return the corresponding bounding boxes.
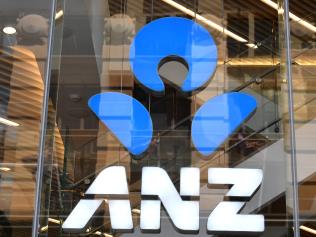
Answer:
[288,0,316,236]
[37,0,300,236]
[0,0,53,236]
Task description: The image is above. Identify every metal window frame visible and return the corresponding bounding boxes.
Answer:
[30,0,301,236]
[283,0,300,236]
[31,0,57,236]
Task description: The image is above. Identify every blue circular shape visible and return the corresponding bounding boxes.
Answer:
[130,17,218,93]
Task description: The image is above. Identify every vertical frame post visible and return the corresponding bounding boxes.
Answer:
[31,0,57,236]
[283,0,300,236]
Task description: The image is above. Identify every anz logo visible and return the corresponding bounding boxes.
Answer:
[62,17,264,234]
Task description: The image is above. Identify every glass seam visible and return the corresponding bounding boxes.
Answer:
[283,0,300,236]
[31,0,57,236]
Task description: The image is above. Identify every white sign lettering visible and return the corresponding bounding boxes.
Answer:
[62,166,264,234]
[207,168,264,233]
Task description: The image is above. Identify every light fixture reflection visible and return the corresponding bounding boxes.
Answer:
[40,225,48,232]
[0,117,19,127]
[160,0,248,43]
[0,167,11,172]
[3,26,16,35]
[94,231,113,237]
[132,208,141,214]
[48,218,61,224]
[246,43,258,49]
[260,0,316,33]
[55,10,64,20]
[300,225,316,235]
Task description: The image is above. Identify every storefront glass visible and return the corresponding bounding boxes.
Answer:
[289,0,316,235]
[0,0,54,236]
[0,0,316,237]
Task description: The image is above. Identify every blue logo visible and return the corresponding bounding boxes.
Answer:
[88,17,257,157]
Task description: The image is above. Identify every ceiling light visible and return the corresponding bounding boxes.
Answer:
[40,225,48,232]
[48,218,61,224]
[55,10,64,20]
[132,208,141,214]
[260,0,316,33]
[94,231,113,237]
[160,0,248,43]
[3,26,16,35]
[300,225,316,235]
[0,117,19,127]
[0,167,11,172]
[246,43,258,49]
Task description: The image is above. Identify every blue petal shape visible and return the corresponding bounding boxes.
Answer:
[88,92,153,155]
[130,17,217,93]
[192,92,257,156]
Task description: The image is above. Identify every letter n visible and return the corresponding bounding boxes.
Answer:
[140,167,199,232]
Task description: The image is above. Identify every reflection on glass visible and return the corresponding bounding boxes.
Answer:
[88,92,153,155]
[0,0,53,236]
[288,0,316,236]
[192,92,257,156]
[26,0,316,237]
